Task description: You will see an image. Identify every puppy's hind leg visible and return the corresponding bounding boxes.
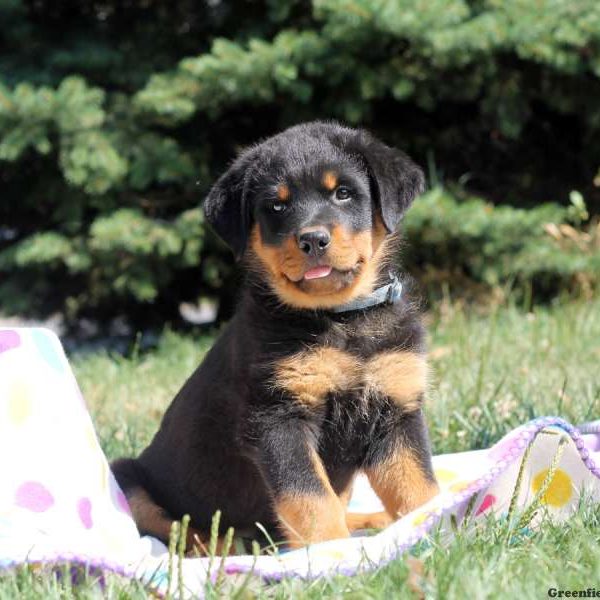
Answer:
[111,458,176,543]
[111,458,236,556]
[346,511,393,532]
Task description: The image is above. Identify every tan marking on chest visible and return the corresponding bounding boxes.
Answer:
[273,347,359,406]
[364,351,428,412]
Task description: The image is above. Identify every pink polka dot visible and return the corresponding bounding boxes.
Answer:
[116,490,131,515]
[15,481,54,512]
[475,494,496,516]
[77,497,93,529]
[0,330,21,354]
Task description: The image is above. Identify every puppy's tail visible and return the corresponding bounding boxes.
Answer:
[111,457,144,495]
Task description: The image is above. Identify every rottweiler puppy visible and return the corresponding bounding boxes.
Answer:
[112,121,439,551]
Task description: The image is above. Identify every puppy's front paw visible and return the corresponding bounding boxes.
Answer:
[276,494,350,548]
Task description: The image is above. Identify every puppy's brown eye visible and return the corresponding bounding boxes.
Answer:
[272,201,287,213]
[335,186,351,201]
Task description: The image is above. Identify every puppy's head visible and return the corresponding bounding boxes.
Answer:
[204,121,424,310]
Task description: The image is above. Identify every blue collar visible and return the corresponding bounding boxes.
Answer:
[330,273,403,314]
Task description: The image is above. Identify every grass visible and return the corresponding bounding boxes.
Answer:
[2,295,600,598]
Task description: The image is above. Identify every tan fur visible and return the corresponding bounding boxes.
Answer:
[276,494,349,548]
[126,488,174,543]
[185,527,235,557]
[249,215,435,536]
[346,511,393,531]
[371,215,387,249]
[249,221,392,310]
[127,488,232,556]
[338,473,398,531]
[365,449,439,519]
[337,475,355,507]
[308,446,337,495]
[274,347,359,406]
[322,170,338,191]
[276,183,290,201]
[364,351,428,412]
[275,446,349,547]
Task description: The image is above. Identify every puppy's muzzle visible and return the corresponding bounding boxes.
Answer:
[297,227,331,257]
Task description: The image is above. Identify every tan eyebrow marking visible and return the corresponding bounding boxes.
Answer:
[277,183,290,201]
[322,171,338,191]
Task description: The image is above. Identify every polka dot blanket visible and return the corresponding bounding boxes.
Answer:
[1,327,599,597]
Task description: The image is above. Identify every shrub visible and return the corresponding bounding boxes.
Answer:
[403,188,599,302]
[1,0,599,324]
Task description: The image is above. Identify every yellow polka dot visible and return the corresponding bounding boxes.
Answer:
[531,468,573,507]
[434,468,458,484]
[449,480,472,493]
[101,527,127,552]
[8,381,33,426]
[311,548,345,560]
[85,422,100,451]
[100,459,108,493]
[412,512,429,526]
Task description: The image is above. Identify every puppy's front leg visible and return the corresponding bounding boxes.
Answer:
[257,418,350,548]
[364,409,439,520]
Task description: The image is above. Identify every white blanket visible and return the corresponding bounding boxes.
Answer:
[1,328,599,597]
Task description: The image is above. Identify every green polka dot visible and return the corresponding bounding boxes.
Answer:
[31,329,65,373]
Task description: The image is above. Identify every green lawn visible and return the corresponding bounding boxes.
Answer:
[2,296,600,598]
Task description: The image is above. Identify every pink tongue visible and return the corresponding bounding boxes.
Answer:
[304,265,332,280]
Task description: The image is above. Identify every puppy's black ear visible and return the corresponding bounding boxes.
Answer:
[355,131,425,232]
[203,151,257,260]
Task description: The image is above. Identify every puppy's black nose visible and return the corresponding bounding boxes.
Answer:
[297,229,331,256]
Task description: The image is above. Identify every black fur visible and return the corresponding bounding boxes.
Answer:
[112,121,436,544]
[204,121,425,256]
